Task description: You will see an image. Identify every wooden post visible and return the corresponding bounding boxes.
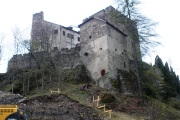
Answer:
[93,96,112,118]
[49,88,61,94]
[97,104,105,108]
[104,105,106,112]
[97,99,99,108]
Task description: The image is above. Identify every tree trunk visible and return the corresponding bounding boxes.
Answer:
[41,68,44,91]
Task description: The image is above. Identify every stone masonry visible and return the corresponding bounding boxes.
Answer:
[31,11,80,52]
[8,6,141,89]
[79,17,129,88]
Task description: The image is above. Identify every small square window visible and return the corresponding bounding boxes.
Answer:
[89,36,92,39]
[54,29,58,34]
[100,48,102,50]
[124,62,126,68]
[63,31,65,36]
[67,33,74,39]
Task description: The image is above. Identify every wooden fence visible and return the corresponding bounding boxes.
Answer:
[93,96,112,118]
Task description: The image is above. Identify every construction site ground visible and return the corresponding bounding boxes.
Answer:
[1,83,180,120]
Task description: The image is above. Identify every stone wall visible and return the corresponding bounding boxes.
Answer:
[6,7,141,91]
[8,46,82,71]
[80,18,109,81]
[80,18,107,44]
[87,6,141,61]
[106,23,129,72]
[79,17,129,89]
[31,12,80,52]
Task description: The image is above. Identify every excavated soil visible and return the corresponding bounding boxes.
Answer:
[19,94,101,120]
[0,91,101,120]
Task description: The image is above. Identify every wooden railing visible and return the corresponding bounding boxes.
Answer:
[93,96,112,118]
[49,88,61,94]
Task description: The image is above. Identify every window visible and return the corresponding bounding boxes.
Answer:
[100,48,102,50]
[78,37,80,42]
[54,29,58,34]
[124,50,126,53]
[124,62,126,68]
[63,31,65,36]
[84,52,89,56]
[54,47,58,50]
[101,69,106,76]
[89,36,92,39]
[115,48,117,51]
[67,33,74,39]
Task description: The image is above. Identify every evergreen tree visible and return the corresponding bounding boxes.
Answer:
[155,55,180,100]
[176,75,180,94]
[160,83,176,101]
[163,62,170,83]
[155,55,164,70]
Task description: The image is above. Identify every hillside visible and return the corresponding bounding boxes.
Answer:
[0,63,180,120]
[0,91,100,120]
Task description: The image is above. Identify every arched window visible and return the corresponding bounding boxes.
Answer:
[101,69,106,76]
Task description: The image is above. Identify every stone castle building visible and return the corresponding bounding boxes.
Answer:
[8,6,141,89]
[31,11,80,51]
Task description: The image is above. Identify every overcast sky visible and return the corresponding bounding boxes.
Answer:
[0,0,180,76]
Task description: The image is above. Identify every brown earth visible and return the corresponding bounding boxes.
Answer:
[20,94,101,120]
[0,91,101,120]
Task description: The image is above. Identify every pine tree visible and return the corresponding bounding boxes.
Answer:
[155,55,164,70]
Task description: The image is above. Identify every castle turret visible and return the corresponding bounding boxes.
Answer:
[33,11,44,21]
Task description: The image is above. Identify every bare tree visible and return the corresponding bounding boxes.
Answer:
[110,0,160,96]
[30,21,60,90]
[11,27,21,93]
[115,0,159,56]
[11,27,28,93]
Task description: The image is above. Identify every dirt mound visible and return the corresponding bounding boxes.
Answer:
[19,94,101,120]
[0,91,24,104]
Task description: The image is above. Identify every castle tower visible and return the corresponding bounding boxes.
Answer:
[79,17,129,88]
[31,11,44,51]
[79,6,141,89]
[33,11,44,21]
[89,6,141,61]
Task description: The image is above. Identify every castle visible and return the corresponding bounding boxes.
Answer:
[8,6,141,89]
[31,11,80,51]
